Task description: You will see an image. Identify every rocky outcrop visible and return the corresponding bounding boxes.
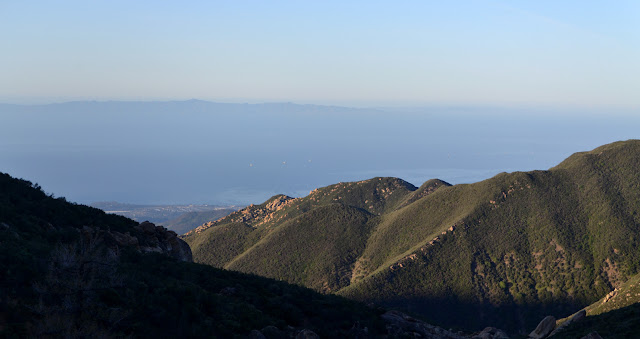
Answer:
[580,332,603,339]
[245,313,513,339]
[528,316,556,339]
[134,221,192,261]
[259,326,284,338]
[602,287,618,303]
[265,195,295,211]
[81,221,192,262]
[248,330,266,339]
[382,310,467,339]
[548,310,585,337]
[246,326,319,339]
[529,310,589,339]
[472,327,509,339]
[185,195,296,236]
[295,329,319,339]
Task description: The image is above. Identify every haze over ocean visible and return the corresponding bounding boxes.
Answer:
[1,2,638,205]
[1,101,637,205]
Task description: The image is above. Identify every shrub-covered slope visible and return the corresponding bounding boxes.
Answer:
[184,177,427,292]
[343,140,640,332]
[185,140,640,334]
[226,204,377,292]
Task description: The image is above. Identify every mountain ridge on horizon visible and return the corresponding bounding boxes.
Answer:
[3,98,631,115]
[0,99,376,113]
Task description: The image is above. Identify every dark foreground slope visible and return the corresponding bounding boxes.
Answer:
[185,140,640,334]
[0,173,388,338]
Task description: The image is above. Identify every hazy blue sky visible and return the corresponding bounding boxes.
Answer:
[2,1,639,108]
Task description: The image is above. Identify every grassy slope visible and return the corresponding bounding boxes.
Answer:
[583,273,640,316]
[184,177,420,291]
[352,179,480,282]
[226,204,376,292]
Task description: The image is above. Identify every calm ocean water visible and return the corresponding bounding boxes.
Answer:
[1,101,638,205]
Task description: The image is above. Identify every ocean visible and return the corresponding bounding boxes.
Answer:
[1,101,637,205]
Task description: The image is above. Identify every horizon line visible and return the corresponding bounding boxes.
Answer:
[1,98,639,113]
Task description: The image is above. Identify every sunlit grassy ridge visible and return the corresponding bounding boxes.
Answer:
[184,178,428,292]
[185,140,640,333]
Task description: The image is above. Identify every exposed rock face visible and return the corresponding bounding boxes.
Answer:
[580,332,603,339]
[571,310,586,322]
[249,326,317,339]
[140,220,157,234]
[259,326,284,338]
[382,310,467,339]
[528,316,556,339]
[473,327,510,339]
[134,221,192,261]
[185,195,296,236]
[109,230,139,246]
[169,235,193,261]
[548,309,586,336]
[295,329,319,339]
[25,220,192,337]
[265,195,294,211]
[248,329,266,339]
[81,221,192,262]
[602,287,618,303]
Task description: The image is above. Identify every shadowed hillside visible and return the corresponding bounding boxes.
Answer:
[0,172,393,338]
[185,140,640,334]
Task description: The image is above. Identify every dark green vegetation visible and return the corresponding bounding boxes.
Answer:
[185,140,640,334]
[0,172,385,337]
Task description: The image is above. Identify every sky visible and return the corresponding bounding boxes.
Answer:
[1,1,639,108]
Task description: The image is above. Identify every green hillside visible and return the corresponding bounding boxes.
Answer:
[183,178,423,291]
[0,172,388,337]
[185,140,640,334]
[226,204,376,292]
